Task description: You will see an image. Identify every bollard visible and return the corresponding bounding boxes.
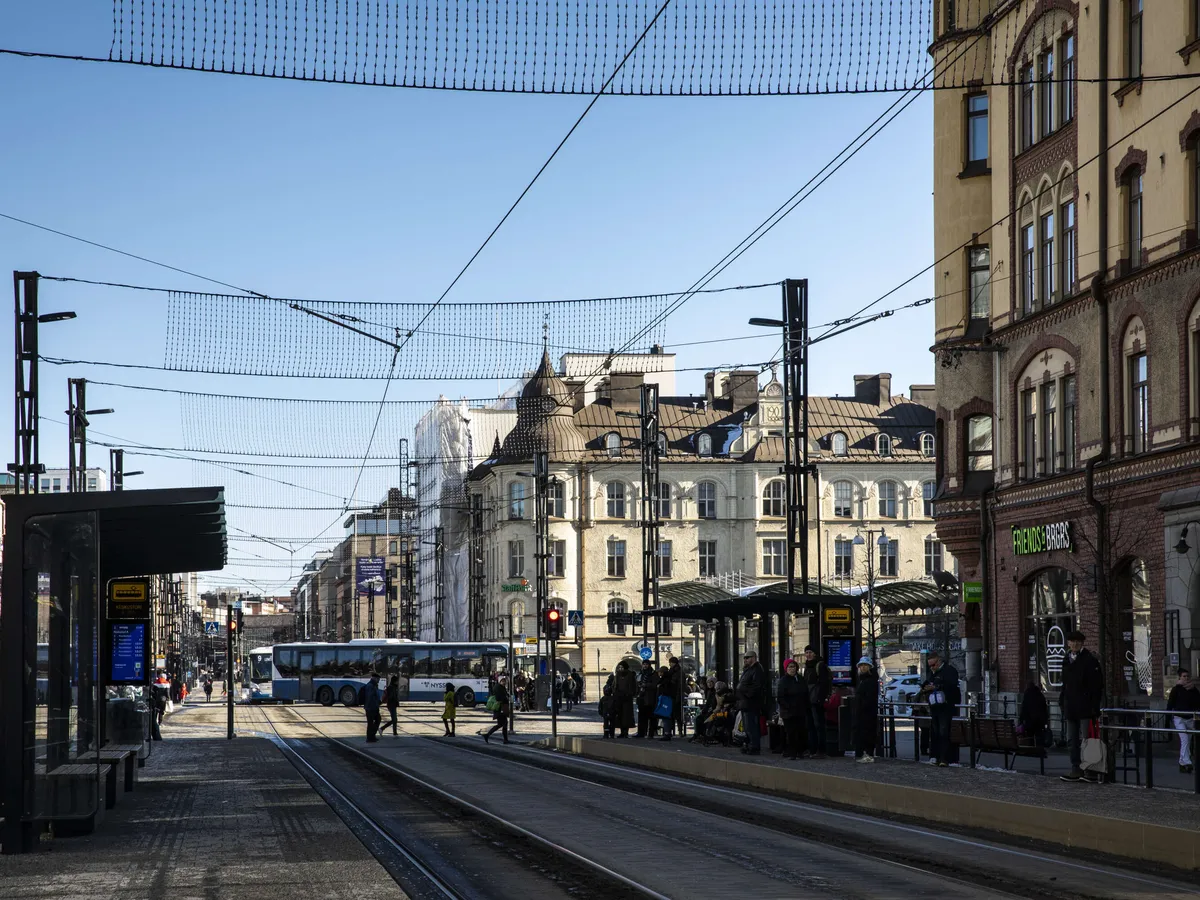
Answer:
[968,695,977,770]
[1143,712,1153,790]
[887,701,897,759]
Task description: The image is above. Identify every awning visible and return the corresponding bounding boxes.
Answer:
[657,579,848,621]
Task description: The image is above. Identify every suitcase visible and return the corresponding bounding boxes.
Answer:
[768,719,785,753]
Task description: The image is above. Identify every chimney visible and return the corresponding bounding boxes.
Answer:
[909,384,937,408]
[853,373,892,406]
[726,369,761,411]
[608,372,644,411]
[704,372,716,403]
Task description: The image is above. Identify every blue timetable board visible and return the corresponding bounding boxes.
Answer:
[826,638,853,686]
[111,623,148,684]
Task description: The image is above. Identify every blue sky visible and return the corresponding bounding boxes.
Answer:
[1,2,935,591]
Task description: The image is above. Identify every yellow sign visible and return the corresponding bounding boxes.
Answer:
[108,577,151,620]
[525,637,539,646]
[823,608,851,625]
[112,581,147,602]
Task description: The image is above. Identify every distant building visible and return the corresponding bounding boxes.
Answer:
[36,467,108,493]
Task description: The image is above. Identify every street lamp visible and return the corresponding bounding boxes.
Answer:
[853,529,889,667]
[1174,521,1200,554]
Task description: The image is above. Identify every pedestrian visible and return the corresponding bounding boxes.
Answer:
[384,674,401,735]
[571,667,584,704]
[613,660,637,738]
[150,671,169,740]
[203,676,213,702]
[1058,630,1104,782]
[441,682,457,736]
[180,680,189,705]
[635,659,660,738]
[691,677,719,744]
[854,657,879,763]
[667,657,685,738]
[364,673,382,743]
[775,659,808,760]
[736,651,766,756]
[802,645,831,758]
[922,651,960,766]
[1166,668,1199,774]
[1018,681,1050,748]
[656,665,676,742]
[484,678,511,744]
[599,682,616,738]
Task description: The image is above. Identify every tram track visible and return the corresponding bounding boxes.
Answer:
[274,703,1163,900]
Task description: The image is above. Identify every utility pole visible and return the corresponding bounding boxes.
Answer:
[67,378,86,491]
[110,447,124,491]
[534,451,549,682]
[226,597,235,739]
[638,383,661,666]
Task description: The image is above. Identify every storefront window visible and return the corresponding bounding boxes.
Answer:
[1117,558,1152,696]
[1025,568,1076,692]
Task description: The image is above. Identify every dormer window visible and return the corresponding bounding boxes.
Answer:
[657,433,668,455]
[831,432,848,456]
[605,432,622,458]
[877,434,893,457]
[921,433,935,457]
[697,434,713,457]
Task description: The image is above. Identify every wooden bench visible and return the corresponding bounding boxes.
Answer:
[77,746,138,795]
[970,718,1047,774]
[42,763,114,835]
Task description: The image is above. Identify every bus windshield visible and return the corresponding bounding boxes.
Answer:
[250,653,273,683]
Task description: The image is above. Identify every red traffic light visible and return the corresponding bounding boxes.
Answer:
[547,609,561,622]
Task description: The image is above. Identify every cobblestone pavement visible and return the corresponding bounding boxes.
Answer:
[0,714,404,900]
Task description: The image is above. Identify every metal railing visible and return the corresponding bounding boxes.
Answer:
[1100,707,1200,794]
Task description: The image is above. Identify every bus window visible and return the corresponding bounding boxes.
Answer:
[431,648,453,677]
[314,649,336,678]
[338,649,367,678]
[384,652,414,677]
[410,649,430,678]
[276,649,298,677]
[453,647,485,678]
[251,654,274,682]
[483,649,508,675]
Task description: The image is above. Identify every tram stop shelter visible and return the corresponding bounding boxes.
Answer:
[657,580,859,687]
[1,486,227,853]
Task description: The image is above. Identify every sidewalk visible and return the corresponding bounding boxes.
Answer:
[539,732,1200,870]
[0,726,402,899]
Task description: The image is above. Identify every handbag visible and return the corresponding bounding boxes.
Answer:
[1080,720,1107,775]
[927,690,947,707]
[654,695,674,719]
[733,711,746,735]
[485,695,500,713]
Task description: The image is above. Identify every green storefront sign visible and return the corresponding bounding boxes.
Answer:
[1011,521,1073,556]
[962,581,983,604]
[501,581,530,593]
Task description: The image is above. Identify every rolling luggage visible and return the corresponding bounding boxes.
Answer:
[768,718,785,753]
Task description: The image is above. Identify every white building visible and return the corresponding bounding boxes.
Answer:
[37,467,108,493]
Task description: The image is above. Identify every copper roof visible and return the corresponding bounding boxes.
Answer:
[808,394,934,462]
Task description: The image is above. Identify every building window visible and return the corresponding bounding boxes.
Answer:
[508,540,525,578]
[699,540,717,578]
[1041,382,1058,475]
[606,482,627,519]
[879,539,899,577]
[921,433,936,457]
[1026,568,1077,691]
[1062,199,1077,295]
[1126,168,1143,267]
[52,477,61,492]
[966,415,993,471]
[762,480,785,517]
[697,433,713,457]
[389,540,398,554]
[607,540,627,577]
[549,540,566,577]
[1022,389,1038,478]
[697,481,717,519]
[1021,222,1036,313]
[831,432,848,456]
[1038,50,1055,138]
[657,432,668,455]
[968,245,990,321]
[877,434,893,457]
[656,541,673,579]
[833,481,853,518]
[608,599,628,635]
[1061,34,1075,124]
[87,477,98,490]
[605,431,622,457]
[945,0,956,32]
[1064,374,1077,469]
[547,479,565,518]
[834,538,854,577]
[878,481,898,518]
[1129,352,1149,454]
[509,482,526,519]
[1127,0,1142,80]
[1020,63,1035,150]
[41,478,49,491]
[966,93,988,167]
[657,482,672,520]
[762,539,785,576]
[1040,211,1055,306]
[922,481,935,517]
[924,537,944,576]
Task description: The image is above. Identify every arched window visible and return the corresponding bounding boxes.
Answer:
[657,482,672,520]
[508,481,526,519]
[965,416,994,471]
[657,433,668,456]
[762,480,785,517]
[697,433,714,457]
[606,482,626,519]
[1116,559,1152,695]
[831,432,848,456]
[921,433,935,458]
[877,434,893,457]
[697,481,717,519]
[606,432,623,458]
[1189,299,1200,440]
[1123,316,1149,454]
[833,481,853,518]
[878,481,898,518]
[607,599,628,635]
[922,481,936,517]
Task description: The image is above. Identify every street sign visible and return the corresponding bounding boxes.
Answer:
[524,637,539,646]
[567,609,583,627]
[962,581,983,603]
[639,646,654,661]
[204,621,220,636]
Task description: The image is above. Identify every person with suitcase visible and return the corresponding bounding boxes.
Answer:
[1059,630,1104,782]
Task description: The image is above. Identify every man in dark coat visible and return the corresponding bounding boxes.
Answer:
[1059,630,1104,782]
[736,651,766,755]
[613,661,638,738]
[364,674,382,743]
[802,646,831,758]
[775,659,809,760]
[664,657,685,740]
[923,651,960,766]
[635,660,660,738]
[853,658,879,762]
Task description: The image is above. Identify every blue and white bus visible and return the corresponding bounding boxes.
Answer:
[248,646,275,701]
[271,639,508,708]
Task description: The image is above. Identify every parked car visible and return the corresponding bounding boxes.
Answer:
[883,674,924,714]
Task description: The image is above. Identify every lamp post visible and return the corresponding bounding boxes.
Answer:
[66,378,113,491]
[853,528,889,668]
[1173,521,1200,555]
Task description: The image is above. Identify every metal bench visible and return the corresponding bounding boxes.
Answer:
[971,718,1047,774]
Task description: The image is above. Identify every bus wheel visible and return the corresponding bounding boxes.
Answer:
[316,686,334,707]
[455,686,476,708]
[339,685,359,707]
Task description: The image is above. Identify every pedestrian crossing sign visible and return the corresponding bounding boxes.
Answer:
[204,621,220,635]
[567,609,584,627]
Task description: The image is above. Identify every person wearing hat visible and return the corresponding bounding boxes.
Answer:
[1059,629,1104,782]
[854,657,879,763]
[736,650,767,755]
[775,658,809,760]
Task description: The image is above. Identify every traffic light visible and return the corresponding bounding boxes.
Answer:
[543,607,563,640]
[237,609,244,631]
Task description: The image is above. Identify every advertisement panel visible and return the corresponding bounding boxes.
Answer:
[356,557,386,595]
